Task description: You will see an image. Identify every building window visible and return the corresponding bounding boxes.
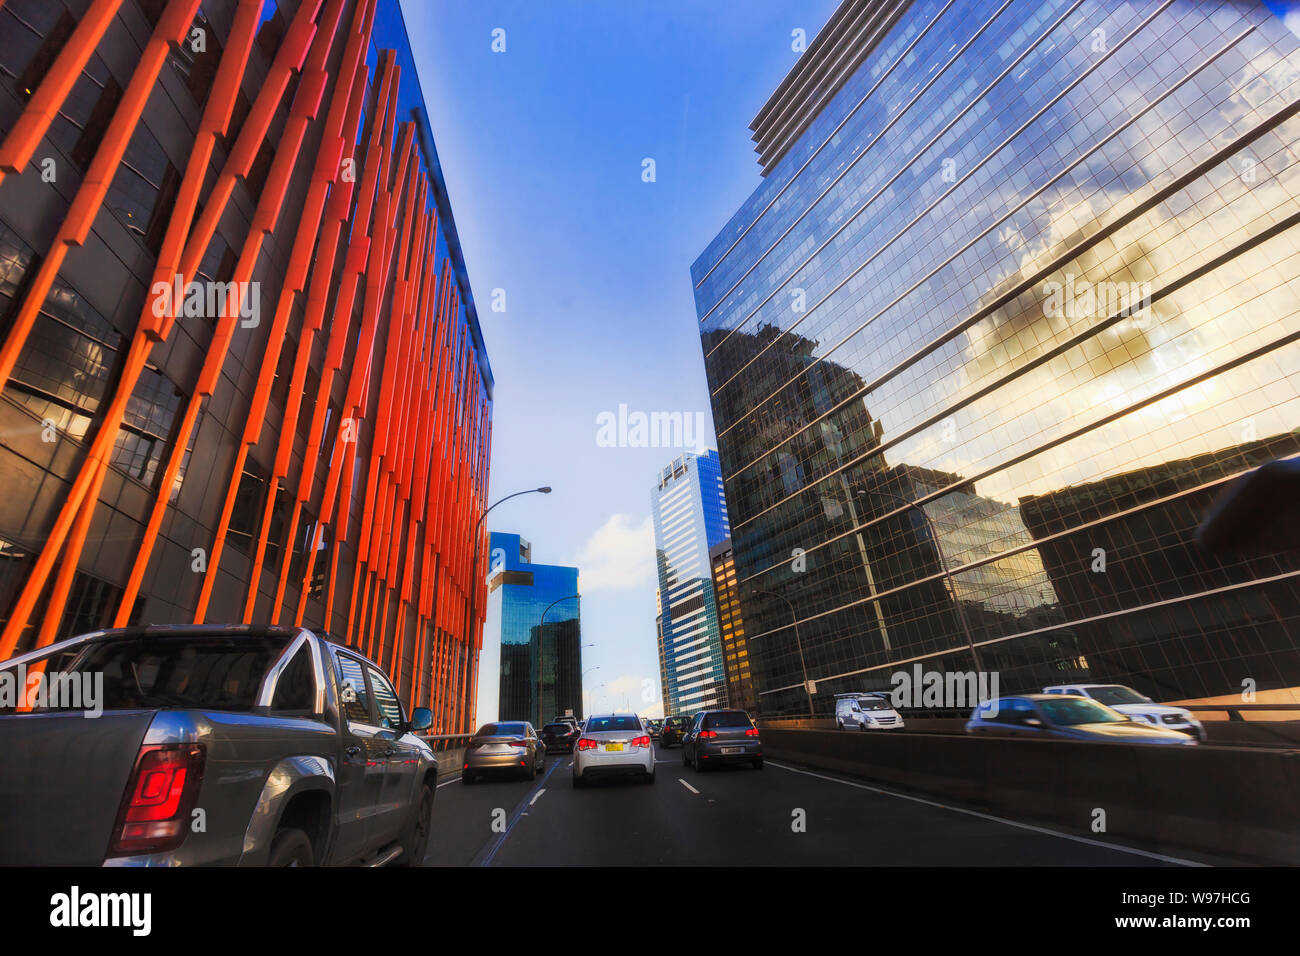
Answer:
[104,126,181,253]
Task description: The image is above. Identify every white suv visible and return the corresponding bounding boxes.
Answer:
[572,713,655,787]
[1042,684,1206,741]
[835,693,904,730]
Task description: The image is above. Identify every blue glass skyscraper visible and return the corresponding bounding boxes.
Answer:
[485,532,581,728]
[651,451,732,715]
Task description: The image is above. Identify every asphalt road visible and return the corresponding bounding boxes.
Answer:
[420,741,1208,867]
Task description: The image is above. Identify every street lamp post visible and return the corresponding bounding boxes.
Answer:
[748,587,814,718]
[856,488,983,673]
[537,592,580,729]
[463,486,551,725]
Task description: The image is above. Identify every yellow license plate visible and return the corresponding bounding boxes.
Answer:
[605,742,623,752]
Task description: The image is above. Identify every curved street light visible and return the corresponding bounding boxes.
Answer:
[537,592,580,728]
[465,485,552,688]
[748,586,813,718]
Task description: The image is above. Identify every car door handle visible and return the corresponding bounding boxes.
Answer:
[345,745,362,757]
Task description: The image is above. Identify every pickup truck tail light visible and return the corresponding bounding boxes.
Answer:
[109,743,206,856]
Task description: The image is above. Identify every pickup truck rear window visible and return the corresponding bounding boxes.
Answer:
[17,634,289,712]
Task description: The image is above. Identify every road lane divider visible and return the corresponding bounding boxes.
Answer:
[679,779,700,795]
[473,758,562,867]
[767,760,1205,867]
[529,788,546,807]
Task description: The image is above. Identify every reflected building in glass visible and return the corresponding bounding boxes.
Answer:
[691,0,1300,716]
[652,451,733,714]
[487,532,582,727]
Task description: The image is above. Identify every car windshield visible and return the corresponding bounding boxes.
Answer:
[586,715,641,732]
[1086,686,1150,706]
[3,633,292,713]
[703,711,752,729]
[665,717,687,728]
[477,722,528,737]
[858,697,892,710]
[1038,698,1127,726]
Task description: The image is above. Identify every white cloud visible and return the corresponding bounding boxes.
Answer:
[572,513,656,591]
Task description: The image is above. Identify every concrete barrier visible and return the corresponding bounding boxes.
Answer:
[760,728,1300,864]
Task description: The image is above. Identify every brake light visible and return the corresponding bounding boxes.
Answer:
[631,735,650,748]
[109,743,206,856]
[577,738,598,751]
[698,730,718,738]
[508,739,527,747]
[745,727,760,737]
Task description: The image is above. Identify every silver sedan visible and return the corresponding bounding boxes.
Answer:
[462,721,546,783]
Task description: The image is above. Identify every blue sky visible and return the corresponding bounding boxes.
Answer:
[400,0,839,720]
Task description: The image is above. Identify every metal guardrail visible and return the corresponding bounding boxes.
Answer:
[418,733,473,752]
[1183,703,1300,721]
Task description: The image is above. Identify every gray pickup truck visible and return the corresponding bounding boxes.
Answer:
[0,624,438,866]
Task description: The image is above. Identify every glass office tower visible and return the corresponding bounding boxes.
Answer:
[487,532,582,727]
[711,539,759,714]
[692,0,1300,717]
[652,451,733,714]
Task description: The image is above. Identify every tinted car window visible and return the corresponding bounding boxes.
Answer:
[477,722,528,736]
[335,654,372,724]
[1087,686,1149,706]
[703,711,752,729]
[542,723,571,734]
[270,643,315,713]
[1039,698,1126,726]
[586,715,641,732]
[367,666,403,728]
[6,634,291,714]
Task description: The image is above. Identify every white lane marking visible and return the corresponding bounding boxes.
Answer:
[529,788,546,807]
[767,760,1207,867]
[437,777,460,788]
[679,778,700,795]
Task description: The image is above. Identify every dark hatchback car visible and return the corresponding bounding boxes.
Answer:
[965,694,1198,745]
[658,714,692,748]
[682,710,763,770]
[541,721,579,753]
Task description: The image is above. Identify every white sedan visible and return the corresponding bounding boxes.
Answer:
[572,714,655,787]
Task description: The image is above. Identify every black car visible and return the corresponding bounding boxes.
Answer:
[657,714,692,748]
[682,709,763,771]
[540,721,580,753]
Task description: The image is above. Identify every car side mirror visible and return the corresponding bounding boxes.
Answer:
[410,707,432,731]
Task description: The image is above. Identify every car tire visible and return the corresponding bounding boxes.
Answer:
[752,757,764,770]
[836,719,844,730]
[682,748,690,766]
[859,722,868,731]
[695,754,707,773]
[572,771,586,789]
[394,781,434,867]
[461,770,474,785]
[267,827,314,867]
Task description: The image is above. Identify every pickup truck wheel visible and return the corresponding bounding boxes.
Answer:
[395,782,434,867]
[267,827,314,867]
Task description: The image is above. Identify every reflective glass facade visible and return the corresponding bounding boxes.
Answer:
[487,532,582,727]
[652,450,732,713]
[711,539,758,714]
[692,0,1300,716]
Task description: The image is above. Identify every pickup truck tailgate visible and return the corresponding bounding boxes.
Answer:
[0,711,155,865]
